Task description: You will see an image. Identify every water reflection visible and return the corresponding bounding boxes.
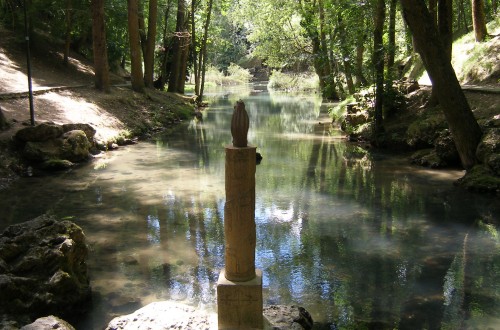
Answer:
[0,85,498,329]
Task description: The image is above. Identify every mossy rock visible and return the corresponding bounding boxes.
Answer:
[410,148,445,168]
[455,165,500,193]
[406,111,447,148]
[40,159,74,170]
[15,122,63,142]
[476,128,500,174]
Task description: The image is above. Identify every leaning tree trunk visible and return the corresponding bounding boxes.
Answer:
[471,0,488,41]
[90,0,110,92]
[400,0,482,170]
[428,0,453,106]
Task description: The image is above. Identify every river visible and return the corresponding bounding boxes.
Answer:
[1,83,499,329]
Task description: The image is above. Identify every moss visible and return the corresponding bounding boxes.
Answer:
[406,111,447,147]
[455,165,500,193]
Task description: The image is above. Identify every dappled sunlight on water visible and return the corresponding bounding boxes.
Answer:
[0,85,499,329]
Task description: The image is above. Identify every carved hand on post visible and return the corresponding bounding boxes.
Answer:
[231,100,249,148]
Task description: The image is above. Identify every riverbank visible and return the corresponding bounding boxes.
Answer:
[0,26,197,186]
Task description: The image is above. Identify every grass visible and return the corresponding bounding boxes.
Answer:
[418,16,500,85]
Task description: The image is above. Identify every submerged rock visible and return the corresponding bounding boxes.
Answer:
[105,301,216,330]
[105,302,313,330]
[20,315,75,330]
[263,305,313,329]
[0,214,91,324]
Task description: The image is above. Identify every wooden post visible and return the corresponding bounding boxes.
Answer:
[217,100,263,329]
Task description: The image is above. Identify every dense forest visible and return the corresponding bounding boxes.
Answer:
[0,1,498,173]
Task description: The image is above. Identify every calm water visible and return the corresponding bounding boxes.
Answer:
[1,83,499,329]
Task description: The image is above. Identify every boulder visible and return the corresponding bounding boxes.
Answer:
[20,316,75,330]
[59,130,91,162]
[20,130,91,164]
[22,139,62,162]
[0,214,91,323]
[62,124,96,142]
[14,122,63,142]
[476,128,500,175]
[434,130,460,166]
[345,112,369,127]
[455,165,500,193]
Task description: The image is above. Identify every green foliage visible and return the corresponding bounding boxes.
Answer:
[226,63,251,83]
[329,95,354,123]
[267,69,319,92]
[203,64,251,85]
[230,0,310,69]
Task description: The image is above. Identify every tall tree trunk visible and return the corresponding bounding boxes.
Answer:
[191,0,199,97]
[91,0,110,92]
[471,0,488,41]
[176,20,190,93]
[299,0,338,100]
[168,0,187,93]
[128,0,145,92]
[427,0,453,107]
[158,0,173,89]
[438,0,453,62]
[373,0,385,137]
[144,0,158,87]
[387,0,397,70]
[64,0,72,65]
[199,0,214,101]
[400,0,482,170]
[355,28,368,87]
[138,0,147,59]
[338,14,354,94]
[429,0,438,24]
[458,0,470,33]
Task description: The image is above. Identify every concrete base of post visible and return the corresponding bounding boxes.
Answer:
[217,269,263,329]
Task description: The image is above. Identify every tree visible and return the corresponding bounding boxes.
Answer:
[299,0,339,100]
[157,0,174,90]
[64,0,73,65]
[127,0,145,92]
[191,0,214,101]
[372,0,385,136]
[168,0,189,93]
[400,0,482,169]
[387,0,397,70]
[198,0,214,101]
[427,0,453,106]
[471,0,488,41]
[144,0,158,87]
[91,0,110,92]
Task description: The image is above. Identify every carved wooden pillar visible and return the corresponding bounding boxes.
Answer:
[218,100,263,329]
